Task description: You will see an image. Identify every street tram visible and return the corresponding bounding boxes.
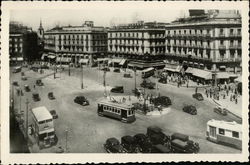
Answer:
[97,98,136,123]
[141,67,155,78]
[206,119,242,150]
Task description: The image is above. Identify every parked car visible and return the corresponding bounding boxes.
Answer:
[133,133,152,153]
[24,85,30,92]
[151,144,171,153]
[104,137,124,153]
[170,139,199,153]
[121,136,140,153]
[41,65,49,69]
[49,110,58,119]
[21,72,25,76]
[147,126,170,145]
[32,92,40,102]
[21,76,27,81]
[111,86,124,93]
[192,93,204,101]
[214,106,228,116]
[101,67,110,72]
[152,96,172,107]
[140,80,155,89]
[183,105,197,115]
[124,73,132,78]
[113,68,120,73]
[36,79,44,86]
[74,96,89,106]
[158,77,167,84]
[48,92,55,100]
[12,81,19,86]
[171,133,189,142]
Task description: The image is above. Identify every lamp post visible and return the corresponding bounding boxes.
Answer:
[25,99,29,138]
[103,70,107,97]
[133,67,137,96]
[68,62,71,76]
[81,64,84,89]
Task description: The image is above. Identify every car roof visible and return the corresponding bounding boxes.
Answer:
[147,126,162,132]
[121,136,134,143]
[107,137,119,144]
[154,144,170,152]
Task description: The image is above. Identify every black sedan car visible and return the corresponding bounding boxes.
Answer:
[74,96,89,106]
[49,110,58,119]
[158,77,167,84]
[192,93,204,101]
[113,68,120,73]
[48,92,55,100]
[32,93,41,102]
[183,105,197,115]
[152,96,172,107]
[104,137,124,153]
[111,86,124,93]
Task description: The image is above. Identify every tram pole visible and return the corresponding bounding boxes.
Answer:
[134,67,137,96]
[81,64,83,89]
[25,99,29,138]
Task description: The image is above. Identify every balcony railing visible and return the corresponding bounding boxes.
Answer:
[218,45,226,49]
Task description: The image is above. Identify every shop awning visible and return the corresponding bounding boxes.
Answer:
[234,76,242,83]
[119,59,127,66]
[188,68,212,80]
[164,65,182,73]
[41,53,48,60]
[56,57,71,63]
[185,67,193,74]
[220,66,226,69]
[216,72,231,79]
[48,55,56,59]
[111,58,123,63]
[17,57,23,61]
[79,59,89,64]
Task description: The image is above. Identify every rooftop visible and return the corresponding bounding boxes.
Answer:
[31,106,52,122]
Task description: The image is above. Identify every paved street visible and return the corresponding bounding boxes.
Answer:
[10,66,241,153]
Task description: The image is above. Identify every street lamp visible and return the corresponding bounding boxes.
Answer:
[68,62,71,76]
[25,99,29,139]
[133,66,137,96]
[81,64,84,89]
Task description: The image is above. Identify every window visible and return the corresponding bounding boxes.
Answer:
[232,131,239,138]
[219,128,225,135]
[220,29,224,35]
[220,40,224,45]
[39,120,45,124]
[230,29,234,34]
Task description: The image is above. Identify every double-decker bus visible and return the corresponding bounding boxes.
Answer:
[141,67,155,79]
[31,106,56,149]
[97,98,136,123]
[206,119,242,150]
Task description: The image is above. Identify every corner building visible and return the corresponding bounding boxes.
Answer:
[165,10,242,73]
[108,21,166,69]
[44,21,107,65]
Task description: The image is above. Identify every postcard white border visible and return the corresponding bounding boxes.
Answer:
[1,1,249,164]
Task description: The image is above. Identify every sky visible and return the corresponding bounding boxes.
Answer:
[10,3,188,32]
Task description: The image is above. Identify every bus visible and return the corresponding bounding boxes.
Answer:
[141,67,155,79]
[97,98,136,123]
[206,119,242,150]
[31,106,56,149]
[13,66,22,73]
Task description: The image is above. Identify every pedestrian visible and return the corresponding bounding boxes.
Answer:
[34,85,36,89]
[195,87,198,94]
[186,82,189,88]
[223,94,226,99]
[235,97,238,104]
[230,94,232,101]
[226,89,229,96]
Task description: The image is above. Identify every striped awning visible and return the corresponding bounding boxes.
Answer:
[119,59,127,66]
[79,59,89,64]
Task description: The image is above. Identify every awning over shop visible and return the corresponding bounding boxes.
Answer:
[186,67,212,80]
[216,72,231,79]
[185,67,193,74]
[220,66,226,69]
[164,64,182,73]
[234,76,242,83]
[17,57,23,61]
[41,53,47,60]
[79,59,89,64]
[119,59,127,66]
[56,57,71,63]
[48,55,56,59]
[109,58,123,64]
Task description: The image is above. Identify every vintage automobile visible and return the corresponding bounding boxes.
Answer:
[151,144,171,153]
[48,92,55,100]
[124,73,132,78]
[104,137,124,153]
[171,133,189,142]
[192,93,204,101]
[111,86,124,93]
[133,133,152,153]
[113,68,120,73]
[36,79,44,86]
[152,96,172,107]
[101,67,110,72]
[40,65,49,69]
[32,93,41,102]
[49,110,58,119]
[21,72,25,76]
[170,139,199,153]
[24,85,31,92]
[158,77,167,84]
[121,135,140,153]
[12,81,19,86]
[74,96,89,106]
[183,105,197,115]
[21,76,27,81]
[214,105,228,116]
[140,80,156,89]
[147,126,170,145]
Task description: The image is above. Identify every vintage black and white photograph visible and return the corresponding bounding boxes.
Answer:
[1,1,249,164]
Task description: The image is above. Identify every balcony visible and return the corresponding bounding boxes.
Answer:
[218,33,225,38]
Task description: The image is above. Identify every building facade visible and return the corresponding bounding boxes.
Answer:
[44,21,108,65]
[108,21,166,69]
[165,10,242,73]
[9,21,39,64]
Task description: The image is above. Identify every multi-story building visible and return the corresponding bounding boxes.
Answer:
[9,21,38,64]
[108,21,166,69]
[165,10,241,73]
[44,21,108,65]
